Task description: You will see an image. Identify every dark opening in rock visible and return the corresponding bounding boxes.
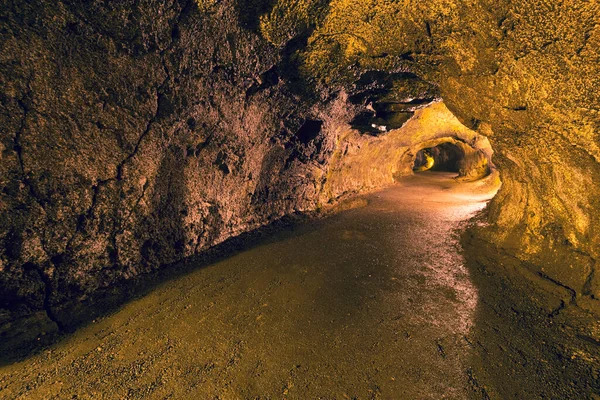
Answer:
[156,94,175,119]
[296,119,323,144]
[414,142,465,172]
[413,140,489,180]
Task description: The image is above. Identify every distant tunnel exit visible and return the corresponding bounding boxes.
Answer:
[413,140,491,181]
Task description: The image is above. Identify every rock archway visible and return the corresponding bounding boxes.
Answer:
[413,140,490,180]
[320,100,497,202]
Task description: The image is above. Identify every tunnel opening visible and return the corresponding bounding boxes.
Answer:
[412,139,491,181]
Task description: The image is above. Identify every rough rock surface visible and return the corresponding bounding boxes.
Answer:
[1,0,599,394]
[289,0,600,388]
[0,0,443,342]
[321,101,493,201]
[296,0,600,311]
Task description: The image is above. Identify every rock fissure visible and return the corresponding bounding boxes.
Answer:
[548,299,567,318]
[582,267,597,297]
[536,270,577,304]
[24,262,64,332]
[116,89,162,181]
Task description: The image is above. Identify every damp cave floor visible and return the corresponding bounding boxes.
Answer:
[1,172,503,399]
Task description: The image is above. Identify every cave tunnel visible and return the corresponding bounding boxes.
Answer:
[1,0,599,399]
[413,140,490,180]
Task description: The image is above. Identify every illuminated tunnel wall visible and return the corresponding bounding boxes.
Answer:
[413,141,490,180]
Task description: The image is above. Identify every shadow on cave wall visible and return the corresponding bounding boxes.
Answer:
[0,187,319,367]
[235,0,277,31]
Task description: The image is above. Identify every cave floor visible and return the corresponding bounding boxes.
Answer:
[0,172,500,399]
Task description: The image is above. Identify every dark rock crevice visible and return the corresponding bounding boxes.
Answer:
[23,262,64,332]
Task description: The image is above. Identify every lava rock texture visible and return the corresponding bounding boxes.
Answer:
[1,0,599,394]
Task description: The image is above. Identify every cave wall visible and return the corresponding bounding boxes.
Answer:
[0,0,446,340]
[321,101,491,201]
[433,1,600,315]
[0,0,355,337]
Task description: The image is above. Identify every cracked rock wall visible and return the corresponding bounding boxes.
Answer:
[0,0,353,339]
[0,0,443,342]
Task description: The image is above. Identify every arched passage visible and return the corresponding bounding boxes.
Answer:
[413,139,491,181]
[321,101,501,203]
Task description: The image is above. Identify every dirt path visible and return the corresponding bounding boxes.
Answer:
[0,172,497,399]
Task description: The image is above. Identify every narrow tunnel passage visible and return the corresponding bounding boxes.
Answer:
[0,88,512,397]
[413,140,491,181]
[0,172,503,399]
